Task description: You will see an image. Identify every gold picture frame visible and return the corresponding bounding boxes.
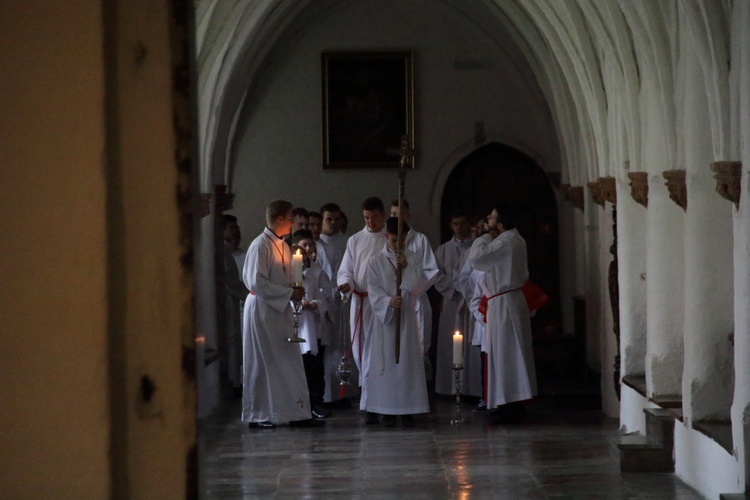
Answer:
[322,52,414,169]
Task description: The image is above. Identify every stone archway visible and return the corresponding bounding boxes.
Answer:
[439,142,578,392]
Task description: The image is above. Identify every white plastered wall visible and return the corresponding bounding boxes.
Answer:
[228,0,560,244]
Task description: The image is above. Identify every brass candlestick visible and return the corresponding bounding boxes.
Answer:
[450,364,467,424]
[286,284,306,343]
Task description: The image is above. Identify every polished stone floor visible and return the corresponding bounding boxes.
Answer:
[199,395,704,499]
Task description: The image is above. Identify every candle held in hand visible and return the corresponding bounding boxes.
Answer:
[292,249,303,284]
[453,330,463,365]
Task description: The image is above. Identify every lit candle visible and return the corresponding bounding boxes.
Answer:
[292,249,303,284]
[453,330,463,366]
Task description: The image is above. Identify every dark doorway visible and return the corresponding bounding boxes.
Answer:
[439,142,577,393]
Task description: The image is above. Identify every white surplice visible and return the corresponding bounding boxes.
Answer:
[241,228,311,424]
[468,229,537,408]
[433,235,474,395]
[318,232,357,401]
[362,246,430,415]
[337,225,386,385]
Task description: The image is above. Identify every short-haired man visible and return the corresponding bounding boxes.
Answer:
[242,200,318,428]
[468,205,537,424]
[308,211,323,241]
[337,197,387,419]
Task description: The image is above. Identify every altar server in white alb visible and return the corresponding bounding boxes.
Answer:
[337,197,387,384]
[433,211,480,396]
[292,232,332,419]
[389,200,439,360]
[468,205,536,424]
[241,200,315,429]
[363,217,430,427]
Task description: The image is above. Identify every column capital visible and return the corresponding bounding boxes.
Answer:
[599,177,617,205]
[214,184,234,211]
[560,184,584,211]
[587,180,606,207]
[709,161,742,210]
[627,172,649,208]
[662,170,687,211]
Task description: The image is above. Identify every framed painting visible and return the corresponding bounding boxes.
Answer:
[322,52,414,169]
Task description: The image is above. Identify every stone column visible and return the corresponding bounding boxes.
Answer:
[618,172,648,380]
[679,37,735,424]
[584,182,604,374]
[644,172,684,400]
[680,160,734,423]
[733,2,750,489]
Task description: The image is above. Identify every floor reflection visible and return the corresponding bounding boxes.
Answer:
[199,396,704,498]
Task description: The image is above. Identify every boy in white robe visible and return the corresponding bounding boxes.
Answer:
[292,233,332,419]
[241,200,318,429]
[363,217,430,427]
[468,205,537,424]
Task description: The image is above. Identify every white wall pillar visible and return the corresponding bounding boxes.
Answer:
[645,174,685,399]
[196,213,220,418]
[616,176,647,379]
[680,40,734,423]
[732,0,750,490]
[583,193,602,372]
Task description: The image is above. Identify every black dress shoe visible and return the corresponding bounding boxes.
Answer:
[312,406,332,419]
[289,418,325,428]
[248,421,276,429]
[401,414,415,428]
[472,399,488,413]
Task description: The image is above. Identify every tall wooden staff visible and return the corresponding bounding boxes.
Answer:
[395,135,413,364]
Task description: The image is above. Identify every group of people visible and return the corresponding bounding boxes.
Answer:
[226,196,538,429]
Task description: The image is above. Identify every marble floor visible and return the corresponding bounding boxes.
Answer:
[199,395,704,499]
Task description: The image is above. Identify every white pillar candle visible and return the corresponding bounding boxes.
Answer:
[292,249,304,284]
[453,330,463,365]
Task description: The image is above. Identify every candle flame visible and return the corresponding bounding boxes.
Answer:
[454,330,461,336]
[295,249,301,256]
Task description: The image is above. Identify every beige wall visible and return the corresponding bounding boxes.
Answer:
[0,1,111,496]
[0,1,194,497]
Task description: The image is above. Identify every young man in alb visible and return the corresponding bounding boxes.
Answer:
[363,217,430,427]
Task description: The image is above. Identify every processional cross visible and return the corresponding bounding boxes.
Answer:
[394,134,414,364]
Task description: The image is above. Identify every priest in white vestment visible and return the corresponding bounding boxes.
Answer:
[241,200,313,428]
[434,212,478,396]
[362,217,430,426]
[468,206,536,422]
[337,198,387,388]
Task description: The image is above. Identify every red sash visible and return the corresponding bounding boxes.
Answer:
[478,288,521,323]
[478,281,550,323]
[352,290,368,365]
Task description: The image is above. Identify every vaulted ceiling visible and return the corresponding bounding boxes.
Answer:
[195,0,735,191]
